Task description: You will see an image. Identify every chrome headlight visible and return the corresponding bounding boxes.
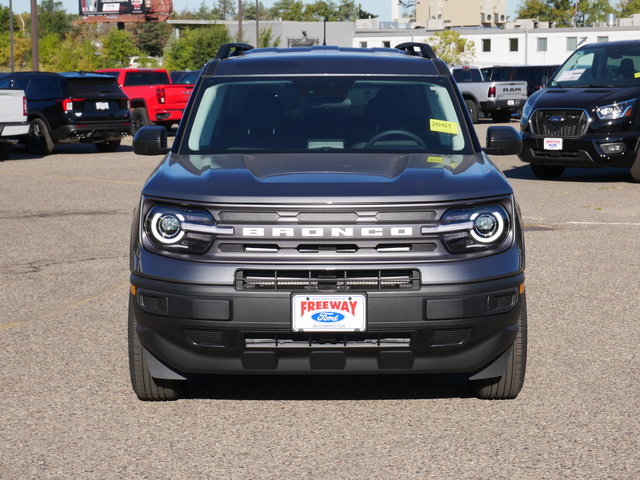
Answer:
[596,99,635,120]
[144,205,233,254]
[421,205,510,253]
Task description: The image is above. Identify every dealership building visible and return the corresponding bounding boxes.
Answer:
[168,13,640,68]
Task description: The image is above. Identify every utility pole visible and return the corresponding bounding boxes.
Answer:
[30,0,38,71]
[238,0,243,42]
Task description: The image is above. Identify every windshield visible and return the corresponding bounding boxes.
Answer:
[181,76,471,156]
[550,43,640,88]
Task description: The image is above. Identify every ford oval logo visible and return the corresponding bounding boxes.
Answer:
[549,115,565,124]
[311,312,345,323]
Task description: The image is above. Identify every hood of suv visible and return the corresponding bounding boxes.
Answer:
[142,152,512,203]
[530,86,640,109]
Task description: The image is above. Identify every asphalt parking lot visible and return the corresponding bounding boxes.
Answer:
[1,122,639,479]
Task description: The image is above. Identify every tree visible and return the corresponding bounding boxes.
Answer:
[102,28,140,68]
[37,0,74,38]
[269,0,306,20]
[426,31,475,65]
[128,22,172,57]
[575,0,615,26]
[516,0,615,26]
[618,0,640,17]
[514,0,549,20]
[164,25,231,71]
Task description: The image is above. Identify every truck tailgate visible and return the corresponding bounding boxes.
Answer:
[494,82,527,100]
[0,89,27,125]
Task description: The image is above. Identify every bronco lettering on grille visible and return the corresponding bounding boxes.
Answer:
[242,227,414,237]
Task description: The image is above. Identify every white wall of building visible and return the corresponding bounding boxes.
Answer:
[353,26,640,66]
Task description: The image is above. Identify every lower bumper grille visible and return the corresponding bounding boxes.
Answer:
[236,269,421,291]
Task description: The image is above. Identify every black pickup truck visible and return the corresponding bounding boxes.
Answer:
[128,42,527,401]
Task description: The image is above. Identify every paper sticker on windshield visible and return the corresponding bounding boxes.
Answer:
[427,156,443,163]
[430,119,459,135]
[557,69,585,82]
[635,72,640,79]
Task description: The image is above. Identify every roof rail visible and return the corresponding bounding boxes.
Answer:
[395,42,437,60]
[215,43,254,60]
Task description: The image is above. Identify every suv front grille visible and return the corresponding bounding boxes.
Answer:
[236,269,421,291]
[530,109,589,137]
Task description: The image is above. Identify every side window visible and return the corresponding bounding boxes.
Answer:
[537,38,548,53]
[482,39,491,53]
[492,69,510,82]
[0,77,29,90]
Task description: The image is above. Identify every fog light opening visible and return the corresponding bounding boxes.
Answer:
[600,142,625,154]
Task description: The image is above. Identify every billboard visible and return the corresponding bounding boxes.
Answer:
[80,0,146,16]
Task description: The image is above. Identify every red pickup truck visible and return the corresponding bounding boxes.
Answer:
[96,68,193,132]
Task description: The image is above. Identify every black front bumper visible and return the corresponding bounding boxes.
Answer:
[519,131,640,168]
[131,271,525,377]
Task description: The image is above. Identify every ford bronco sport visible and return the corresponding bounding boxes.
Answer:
[129,43,527,401]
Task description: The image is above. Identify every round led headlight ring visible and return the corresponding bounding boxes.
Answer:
[470,210,505,243]
[149,211,185,244]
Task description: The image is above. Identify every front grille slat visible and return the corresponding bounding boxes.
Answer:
[530,109,589,137]
[236,269,420,291]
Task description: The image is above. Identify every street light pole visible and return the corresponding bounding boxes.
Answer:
[30,0,39,71]
[9,0,14,71]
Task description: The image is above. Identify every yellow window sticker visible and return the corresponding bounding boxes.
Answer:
[430,119,459,135]
[427,156,443,163]
[635,72,640,79]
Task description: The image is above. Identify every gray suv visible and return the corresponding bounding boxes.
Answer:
[129,43,526,401]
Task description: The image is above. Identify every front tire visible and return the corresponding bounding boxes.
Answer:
[530,164,565,180]
[0,142,13,161]
[25,118,55,156]
[630,157,640,182]
[465,99,479,124]
[128,298,185,401]
[470,295,527,400]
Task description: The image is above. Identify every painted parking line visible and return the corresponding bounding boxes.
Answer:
[0,171,144,186]
[0,282,129,333]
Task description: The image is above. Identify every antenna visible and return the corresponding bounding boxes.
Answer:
[323,18,327,46]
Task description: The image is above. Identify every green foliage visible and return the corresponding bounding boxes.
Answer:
[515,0,615,26]
[164,25,231,71]
[426,31,475,65]
[126,22,172,57]
[37,0,75,38]
[257,26,282,48]
[268,0,363,21]
[618,0,640,17]
[102,29,141,68]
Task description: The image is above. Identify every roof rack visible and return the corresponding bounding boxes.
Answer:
[215,43,254,60]
[395,42,437,60]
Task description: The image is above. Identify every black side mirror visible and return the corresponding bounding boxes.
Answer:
[483,126,522,156]
[132,126,170,156]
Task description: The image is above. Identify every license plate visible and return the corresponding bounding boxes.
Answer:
[544,138,563,150]
[95,102,109,110]
[292,294,366,332]
[508,99,515,106]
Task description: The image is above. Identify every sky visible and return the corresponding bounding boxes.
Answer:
[2,0,519,23]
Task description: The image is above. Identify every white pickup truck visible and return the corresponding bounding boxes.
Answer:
[0,88,28,160]
[451,66,528,123]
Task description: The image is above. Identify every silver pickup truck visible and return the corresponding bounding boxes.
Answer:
[452,66,528,123]
[0,88,28,160]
